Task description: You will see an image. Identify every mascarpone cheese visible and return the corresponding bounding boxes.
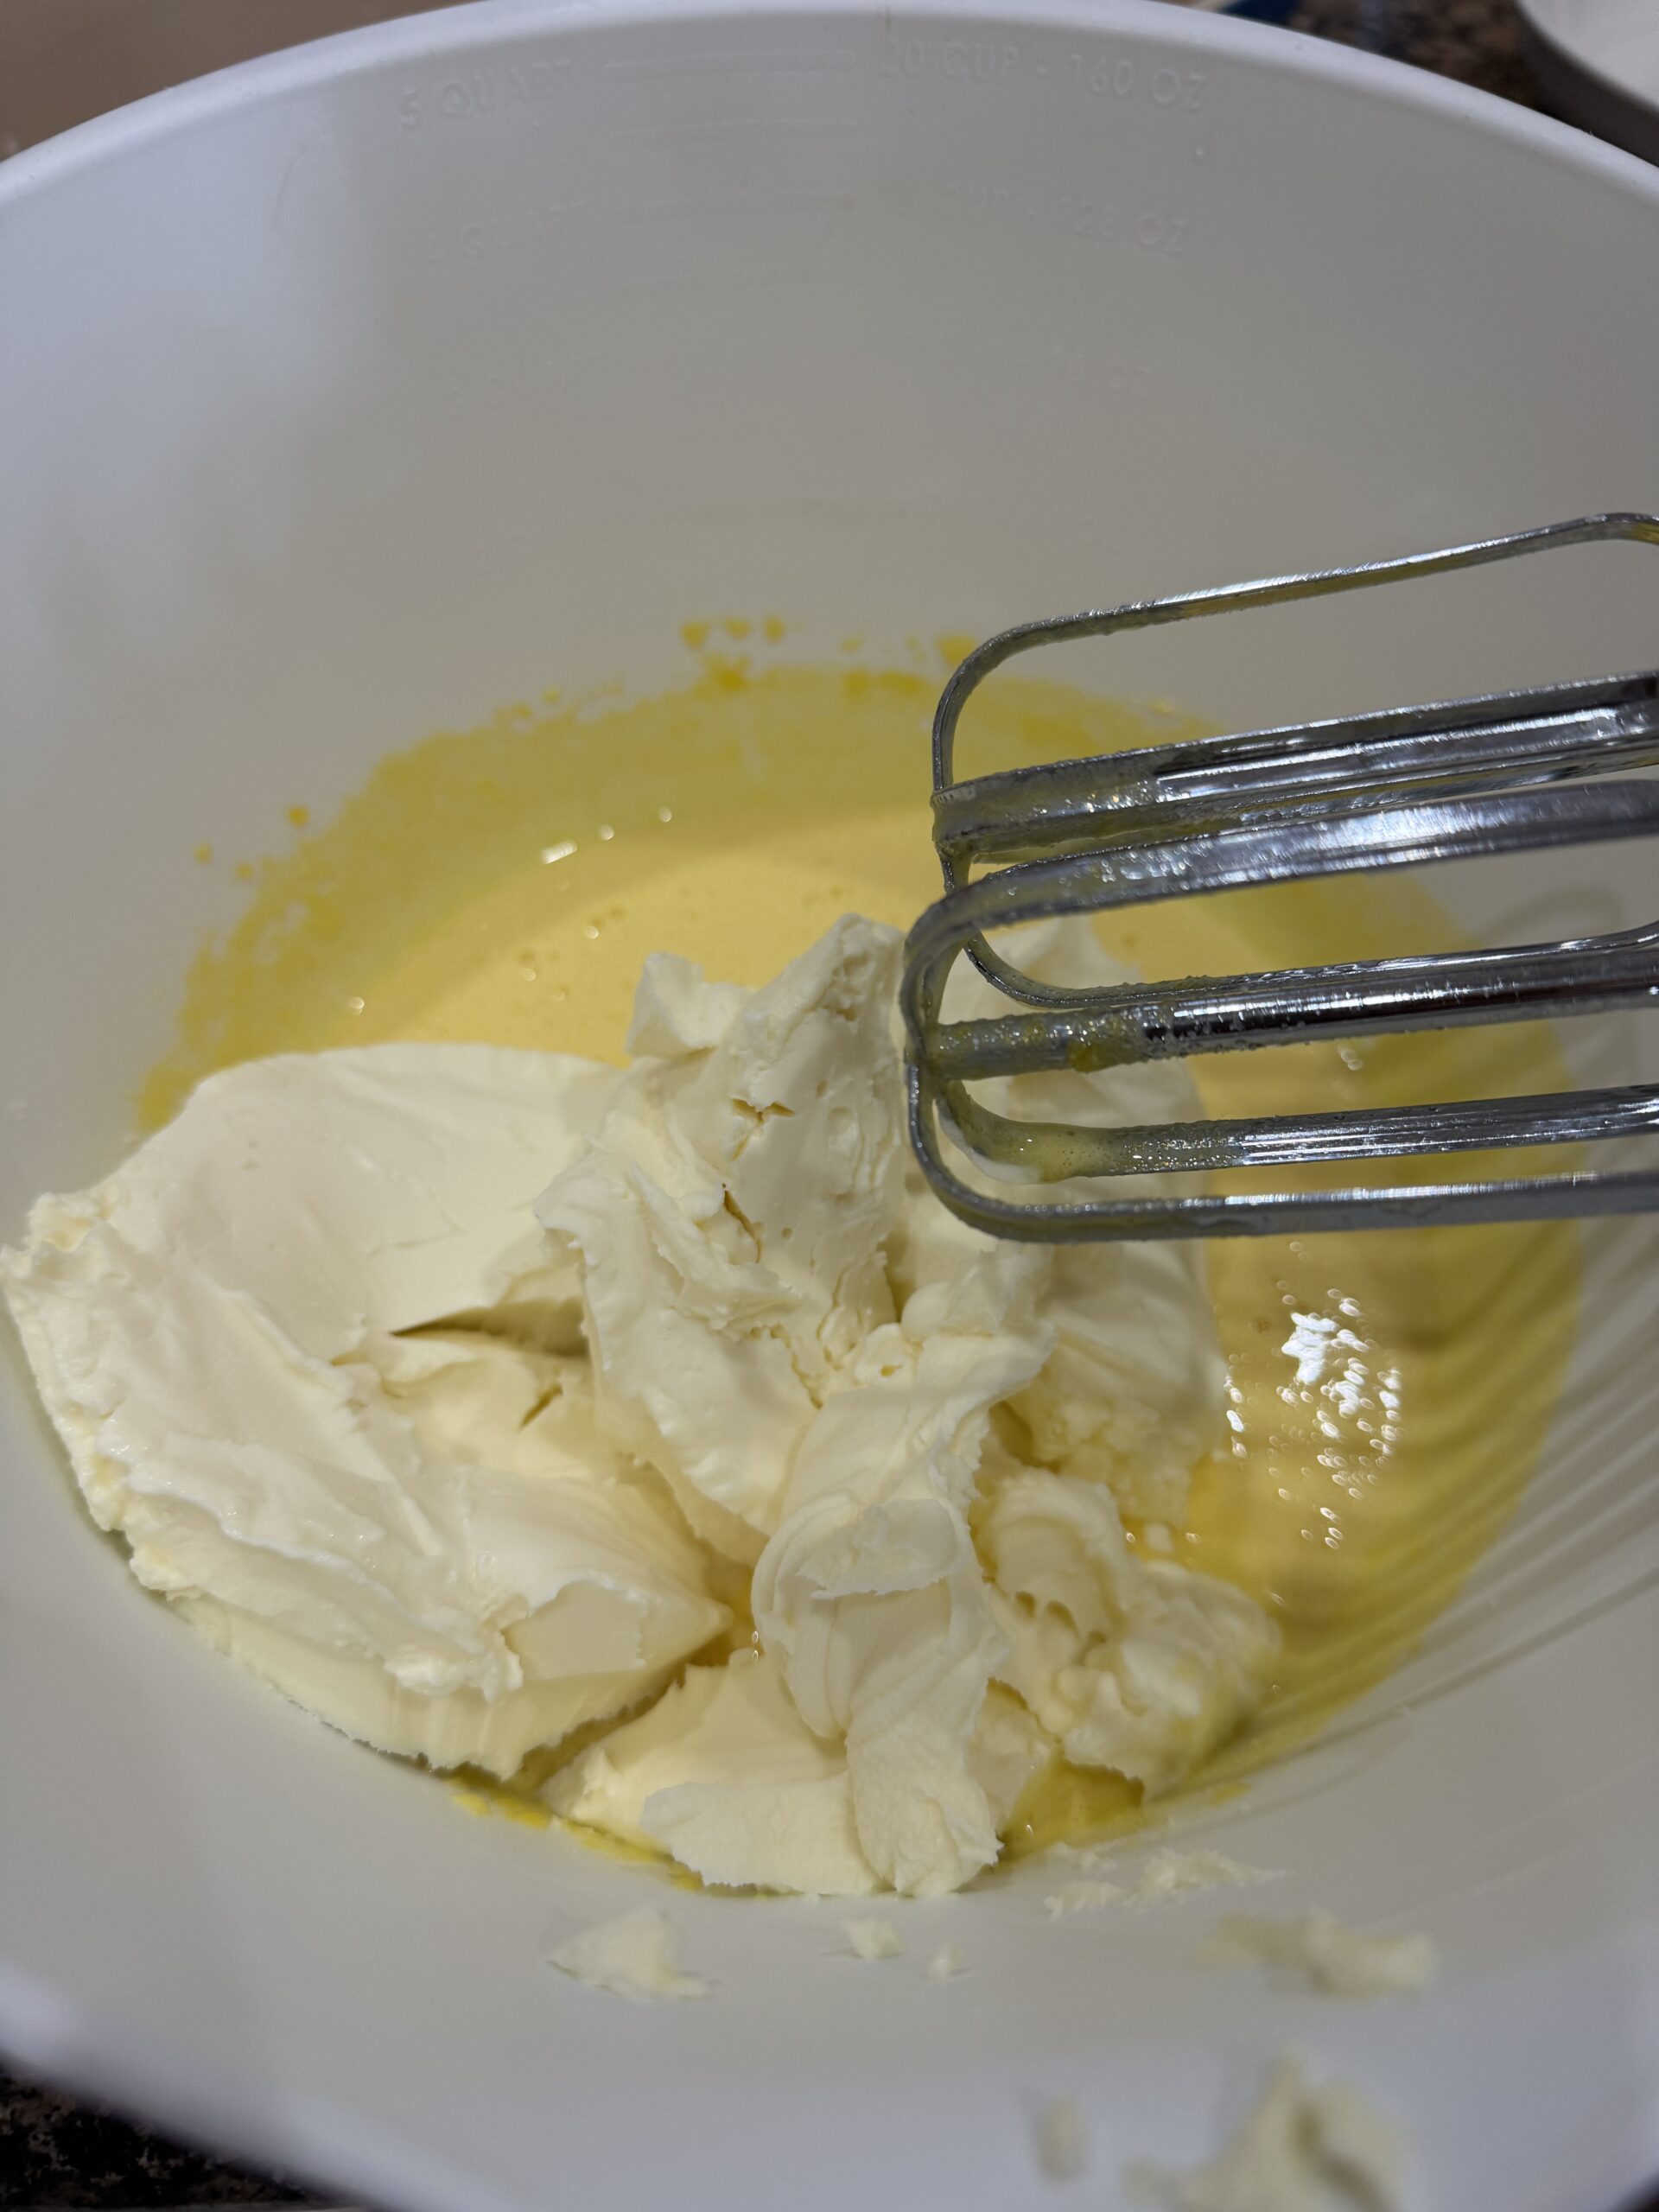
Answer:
[1208,1910,1440,1998]
[548,1909,709,2002]
[1126,2053,1407,2212]
[1,1047,728,1775]
[4,914,1276,1897]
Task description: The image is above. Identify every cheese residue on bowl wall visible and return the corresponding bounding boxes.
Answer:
[3,653,1580,1889]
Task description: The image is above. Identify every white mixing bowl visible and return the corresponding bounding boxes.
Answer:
[3,4,1658,2208]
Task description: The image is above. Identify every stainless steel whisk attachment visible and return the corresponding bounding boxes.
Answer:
[901,513,1659,1242]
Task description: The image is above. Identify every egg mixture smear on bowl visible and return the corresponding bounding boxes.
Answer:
[2,657,1578,1898]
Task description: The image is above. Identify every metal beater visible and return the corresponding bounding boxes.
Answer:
[901,513,1659,1241]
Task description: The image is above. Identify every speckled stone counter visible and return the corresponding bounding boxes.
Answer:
[0,2078,315,2209]
[0,3,1611,2209]
[1290,0,1539,106]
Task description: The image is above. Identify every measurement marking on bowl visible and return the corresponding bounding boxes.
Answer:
[609,118,860,147]
[601,47,859,81]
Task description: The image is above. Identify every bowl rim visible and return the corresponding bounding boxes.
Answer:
[5,0,1659,219]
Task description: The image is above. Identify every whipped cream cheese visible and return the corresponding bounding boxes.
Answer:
[4,915,1277,1897]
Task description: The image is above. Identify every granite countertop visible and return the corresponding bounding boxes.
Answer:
[1292,0,1539,106]
[0,3,1626,2209]
[1,2084,317,2211]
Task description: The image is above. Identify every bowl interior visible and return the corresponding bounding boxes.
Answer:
[3,7,1659,2209]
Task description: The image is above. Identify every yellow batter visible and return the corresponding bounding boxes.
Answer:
[143,652,1579,1859]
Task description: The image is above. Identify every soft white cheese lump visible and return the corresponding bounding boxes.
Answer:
[548,1909,709,2002]
[537,917,906,1564]
[841,1916,906,1961]
[1033,2094,1092,2181]
[1208,1909,1440,1998]
[1,1047,728,1775]
[538,916,1270,1892]
[4,915,1276,1896]
[1126,2052,1407,2212]
[548,1649,879,1897]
